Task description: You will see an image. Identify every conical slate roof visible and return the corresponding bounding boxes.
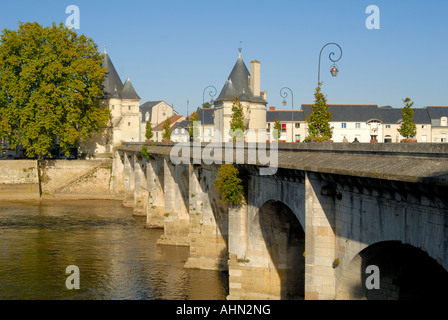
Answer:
[216,53,266,104]
[122,78,141,100]
[102,50,124,98]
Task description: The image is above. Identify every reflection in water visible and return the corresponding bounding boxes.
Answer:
[0,200,228,300]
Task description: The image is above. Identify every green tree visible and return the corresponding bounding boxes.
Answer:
[229,97,246,142]
[0,22,109,159]
[188,109,200,140]
[214,164,244,206]
[398,97,417,141]
[162,118,172,142]
[273,118,282,141]
[305,83,333,142]
[145,121,153,141]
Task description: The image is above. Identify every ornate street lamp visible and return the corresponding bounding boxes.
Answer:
[280,87,294,143]
[202,85,217,142]
[318,42,343,85]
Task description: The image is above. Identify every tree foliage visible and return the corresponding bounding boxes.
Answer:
[0,22,109,159]
[229,97,246,142]
[398,97,417,140]
[305,83,333,142]
[273,118,281,141]
[145,120,153,141]
[214,164,244,206]
[162,118,172,142]
[188,109,200,139]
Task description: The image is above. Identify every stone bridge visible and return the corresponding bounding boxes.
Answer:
[111,142,448,300]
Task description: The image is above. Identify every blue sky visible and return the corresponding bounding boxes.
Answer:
[1,0,447,116]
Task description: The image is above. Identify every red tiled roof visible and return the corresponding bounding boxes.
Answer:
[153,115,183,131]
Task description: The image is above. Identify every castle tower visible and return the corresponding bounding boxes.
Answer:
[79,48,140,158]
[213,48,267,142]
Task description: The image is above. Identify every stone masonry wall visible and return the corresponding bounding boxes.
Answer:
[0,160,39,200]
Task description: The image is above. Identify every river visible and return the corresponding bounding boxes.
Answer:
[0,200,228,300]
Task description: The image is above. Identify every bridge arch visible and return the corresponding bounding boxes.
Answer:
[248,199,305,299]
[336,241,448,300]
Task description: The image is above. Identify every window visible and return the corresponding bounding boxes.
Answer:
[111,105,115,110]
[422,125,427,129]
[441,117,448,127]
[355,123,361,129]
[128,122,131,126]
[281,124,287,132]
[145,112,150,122]
[421,135,427,142]
[442,134,447,143]
[128,106,131,110]
[386,125,391,129]
[295,123,301,129]
[295,134,301,142]
[341,123,347,129]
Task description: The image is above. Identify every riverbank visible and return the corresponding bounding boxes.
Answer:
[0,159,116,201]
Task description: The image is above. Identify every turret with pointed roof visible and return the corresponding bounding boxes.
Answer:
[122,78,141,100]
[215,50,266,104]
[102,48,124,98]
[82,48,142,157]
[213,48,267,143]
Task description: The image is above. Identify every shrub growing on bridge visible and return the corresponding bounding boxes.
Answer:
[214,164,244,206]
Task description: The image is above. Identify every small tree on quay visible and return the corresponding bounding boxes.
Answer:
[305,83,333,142]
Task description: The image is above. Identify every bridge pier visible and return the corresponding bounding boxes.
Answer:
[157,160,190,246]
[111,151,125,197]
[144,157,165,228]
[304,172,337,300]
[122,153,135,207]
[185,165,229,271]
[132,157,146,216]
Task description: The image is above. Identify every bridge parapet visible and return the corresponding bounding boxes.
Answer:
[117,142,448,186]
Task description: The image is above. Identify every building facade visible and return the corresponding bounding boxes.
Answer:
[140,101,178,142]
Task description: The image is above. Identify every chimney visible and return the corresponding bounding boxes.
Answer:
[250,60,261,97]
[269,106,276,111]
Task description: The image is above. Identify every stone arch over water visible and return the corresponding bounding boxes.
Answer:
[336,241,448,300]
[248,200,305,299]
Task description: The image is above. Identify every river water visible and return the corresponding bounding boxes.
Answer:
[0,200,228,300]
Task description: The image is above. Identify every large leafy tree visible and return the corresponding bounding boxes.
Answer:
[305,83,333,142]
[398,97,417,141]
[0,22,109,159]
[229,97,246,142]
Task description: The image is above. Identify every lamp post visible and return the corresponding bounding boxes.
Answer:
[280,87,294,143]
[318,42,343,85]
[202,85,217,142]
